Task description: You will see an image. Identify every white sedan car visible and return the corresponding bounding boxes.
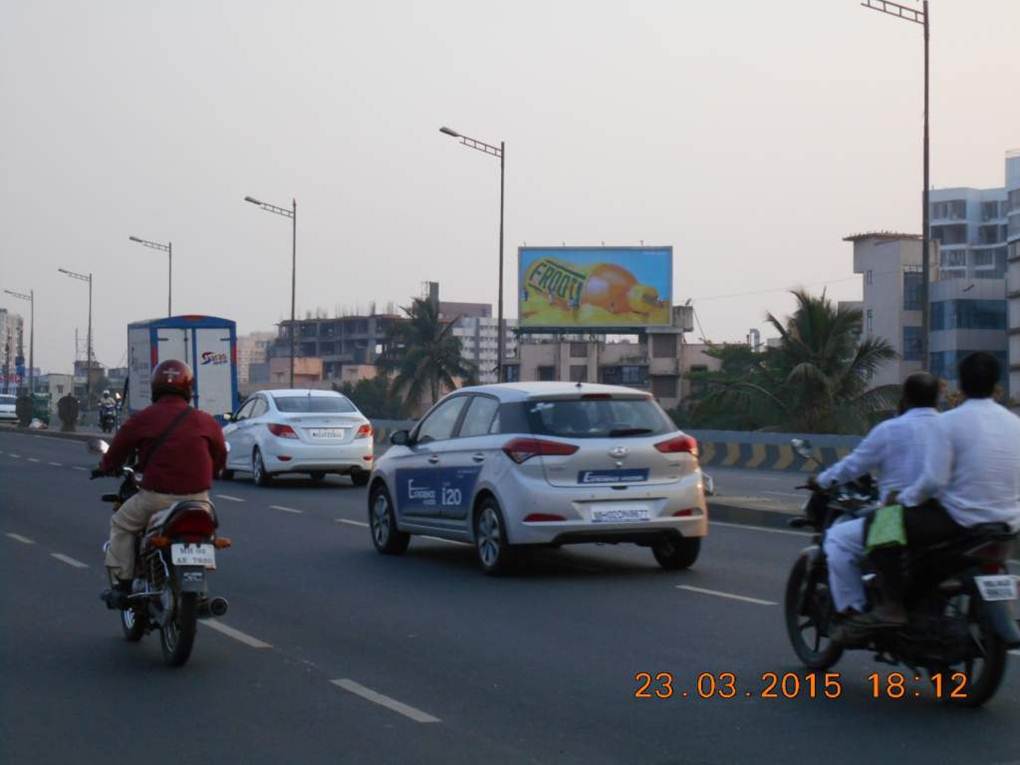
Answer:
[367,382,709,574]
[0,394,16,422]
[222,389,374,486]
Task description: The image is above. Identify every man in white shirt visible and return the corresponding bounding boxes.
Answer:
[817,372,940,630]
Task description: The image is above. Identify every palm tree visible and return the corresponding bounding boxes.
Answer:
[377,298,476,411]
[694,290,898,433]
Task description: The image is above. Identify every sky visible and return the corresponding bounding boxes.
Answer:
[2,0,1018,373]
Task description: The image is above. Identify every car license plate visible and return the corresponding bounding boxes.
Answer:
[310,428,346,439]
[974,575,1017,601]
[171,543,216,569]
[591,507,650,524]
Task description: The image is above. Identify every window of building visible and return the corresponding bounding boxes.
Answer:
[978,225,1002,245]
[902,271,923,311]
[930,351,1007,384]
[504,365,520,382]
[940,250,968,268]
[866,308,873,334]
[981,201,1001,222]
[651,334,677,359]
[902,326,923,361]
[932,224,968,246]
[537,365,556,381]
[930,300,1007,331]
[569,342,588,358]
[1008,189,1020,213]
[866,270,873,286]
[651,376,676,399]
[620,365,647,386]
[569,364,588,382]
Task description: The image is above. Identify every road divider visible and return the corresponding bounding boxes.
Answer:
[330,678,440,724]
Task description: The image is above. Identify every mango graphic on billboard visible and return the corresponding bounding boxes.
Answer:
[518,247,672,329]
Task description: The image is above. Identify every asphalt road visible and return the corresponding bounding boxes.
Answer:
[2,431,1018,765]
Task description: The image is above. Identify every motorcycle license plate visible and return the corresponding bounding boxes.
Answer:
[171,543,216,569]
[974,575,1018,601]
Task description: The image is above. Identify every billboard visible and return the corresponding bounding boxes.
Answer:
[518,246,673,330]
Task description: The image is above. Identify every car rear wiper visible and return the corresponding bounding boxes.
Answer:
[608,427,654,437]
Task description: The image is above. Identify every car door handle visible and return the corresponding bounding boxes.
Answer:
[428,455,440,465]
[472,453,485,463]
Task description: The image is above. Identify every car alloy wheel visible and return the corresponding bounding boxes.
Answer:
[476,506,502,569]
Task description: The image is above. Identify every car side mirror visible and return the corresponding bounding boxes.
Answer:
[390,429,411,446]
[222,412,233,422]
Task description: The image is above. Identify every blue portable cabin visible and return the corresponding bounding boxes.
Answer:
[127,315,239,419]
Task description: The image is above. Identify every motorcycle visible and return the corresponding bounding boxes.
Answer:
[88,438,231,667]
[99,403,117,434]
[783,439,1020,707]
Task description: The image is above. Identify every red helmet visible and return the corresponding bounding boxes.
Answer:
[151,359,194,402]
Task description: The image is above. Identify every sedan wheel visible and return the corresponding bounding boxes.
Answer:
[474,499,516,575]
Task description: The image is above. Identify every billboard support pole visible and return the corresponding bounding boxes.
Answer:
[498,141,505,383]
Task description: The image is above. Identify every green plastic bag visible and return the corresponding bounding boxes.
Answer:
[866,504,907,551]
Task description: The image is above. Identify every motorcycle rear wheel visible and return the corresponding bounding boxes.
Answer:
[941,597,1009,708]
[785,553,844,670]
[159,588,198,667]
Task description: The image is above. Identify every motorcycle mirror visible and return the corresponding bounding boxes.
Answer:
[222,412,233,422]
[86,438,110,455]
[790,438,813,460]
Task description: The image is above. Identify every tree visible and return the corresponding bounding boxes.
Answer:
[334,374,408,420]
[692,290,898,434]
[377,298,476,411]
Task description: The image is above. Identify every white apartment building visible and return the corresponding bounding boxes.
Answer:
[452,316,519,384]
[236,331,275,384]
[1007,150,1020,399]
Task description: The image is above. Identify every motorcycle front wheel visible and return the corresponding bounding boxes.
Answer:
[159,585,198,667]
[785,552,844,670]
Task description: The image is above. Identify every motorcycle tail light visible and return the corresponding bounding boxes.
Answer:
[166,508,217,538]
[214,537,232,549]
[149,535,170,548]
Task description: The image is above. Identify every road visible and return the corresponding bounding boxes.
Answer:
[1,431,1018,765]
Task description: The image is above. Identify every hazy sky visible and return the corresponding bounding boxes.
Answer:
[2,0,1018,372]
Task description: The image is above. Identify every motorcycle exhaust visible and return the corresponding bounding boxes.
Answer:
[197,597,229,619]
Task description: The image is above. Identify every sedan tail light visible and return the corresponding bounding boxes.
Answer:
[267,423,298,439]
[502,438,579,464]
[654,435,698,456]
[354,423,373,439]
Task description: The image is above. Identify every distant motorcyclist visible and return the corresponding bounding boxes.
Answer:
[813,372,940,636]
[100,389,116,409]
[98,360,226,608]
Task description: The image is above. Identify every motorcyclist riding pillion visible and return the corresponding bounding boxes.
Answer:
[100,390,116,409]
[98,360,227,609]
[812,372,941,639]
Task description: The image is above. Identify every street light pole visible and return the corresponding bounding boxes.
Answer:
[861,0,931,367]
[439,126,507,382]
[3,288,33,394]
[129,236,173,316]
[244,195,298,388]
[59,268,94,408]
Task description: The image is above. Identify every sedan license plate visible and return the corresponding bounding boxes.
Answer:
[591,507,650,524]
[974,575,1017,602]
[310,428,346,439]
[171,543,216,569]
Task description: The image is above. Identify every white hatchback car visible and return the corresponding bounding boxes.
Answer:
[368,382,709,574]
[222,389,374,486]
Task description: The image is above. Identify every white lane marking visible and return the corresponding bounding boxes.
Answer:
[270,505,303,514]
[6,533,36,545]
[423,535,470,547]
[216,494,245,503]
[710,520,810,537]
[72,466,88,472]
[48,461,63,467]
[331,679,441,724]
[9,453,21,458]
[676,585,777,606]
[51,553,89,569]
[203,619,273,649]
[27,457,40,463]
[1011,650,1020,657]
[336,518,369,528]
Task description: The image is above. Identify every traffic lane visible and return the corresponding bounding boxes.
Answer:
[709,466,807,510]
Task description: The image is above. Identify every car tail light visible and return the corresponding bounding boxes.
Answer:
[166,508,217,538]
[655,435,698,456]
[502,438,579,464]
[524,513,566,522]
[581,393,612,400]
[355,423,373,439]
[267,423,298,439]
[672,508,695,517]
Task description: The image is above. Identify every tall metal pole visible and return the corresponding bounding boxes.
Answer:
[86,273,93,409]
[291,198,297,390]
[28,290,33,395]
[168,241,173,317]
[497,142,506,383]
[921,0,930,367]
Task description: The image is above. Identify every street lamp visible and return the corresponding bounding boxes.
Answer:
[58,268,94,408]
[3,288,33,395]
[439,125,506,382]
[129,235,172,316]
[244,195,297,388]
[861,0,931,366]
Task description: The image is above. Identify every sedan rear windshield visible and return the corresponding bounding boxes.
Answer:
[272,395,356,414]
[524,397,674,439]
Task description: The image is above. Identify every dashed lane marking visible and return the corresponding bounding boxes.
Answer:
[9,453,21,458]
[423,535,470,547]
[215,494,245,502]
[48,461,63,467]
[269,505,303,514]
[72,466,88,472]
[203,619,273,649]
[331,679,441,724]
[6,533,36,545]
[676,585,777,606]
[335,518,369,528]
[51,553,89,569]
[27,457,40,463]
[710,520,810,537]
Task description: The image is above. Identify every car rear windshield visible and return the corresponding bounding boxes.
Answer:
[523,397,674,439]
[272,395,356,414]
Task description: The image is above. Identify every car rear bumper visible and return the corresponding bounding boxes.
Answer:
[265,441,373,474]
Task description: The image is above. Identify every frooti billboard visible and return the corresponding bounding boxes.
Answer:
[518,246,673,330]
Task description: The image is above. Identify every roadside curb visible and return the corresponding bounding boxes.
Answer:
[708,500,802,531]
[0,426,96,444]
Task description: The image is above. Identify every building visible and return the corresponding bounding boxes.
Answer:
[237,331,275,384]
[930,187,1009,281]
[928,278,1008,389]
[0,308,24,393]
[844,232,927,388]
[271,313,403,380]
[268,356,324,387]
[1007,150,1020,400]
[436,297,519,385]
